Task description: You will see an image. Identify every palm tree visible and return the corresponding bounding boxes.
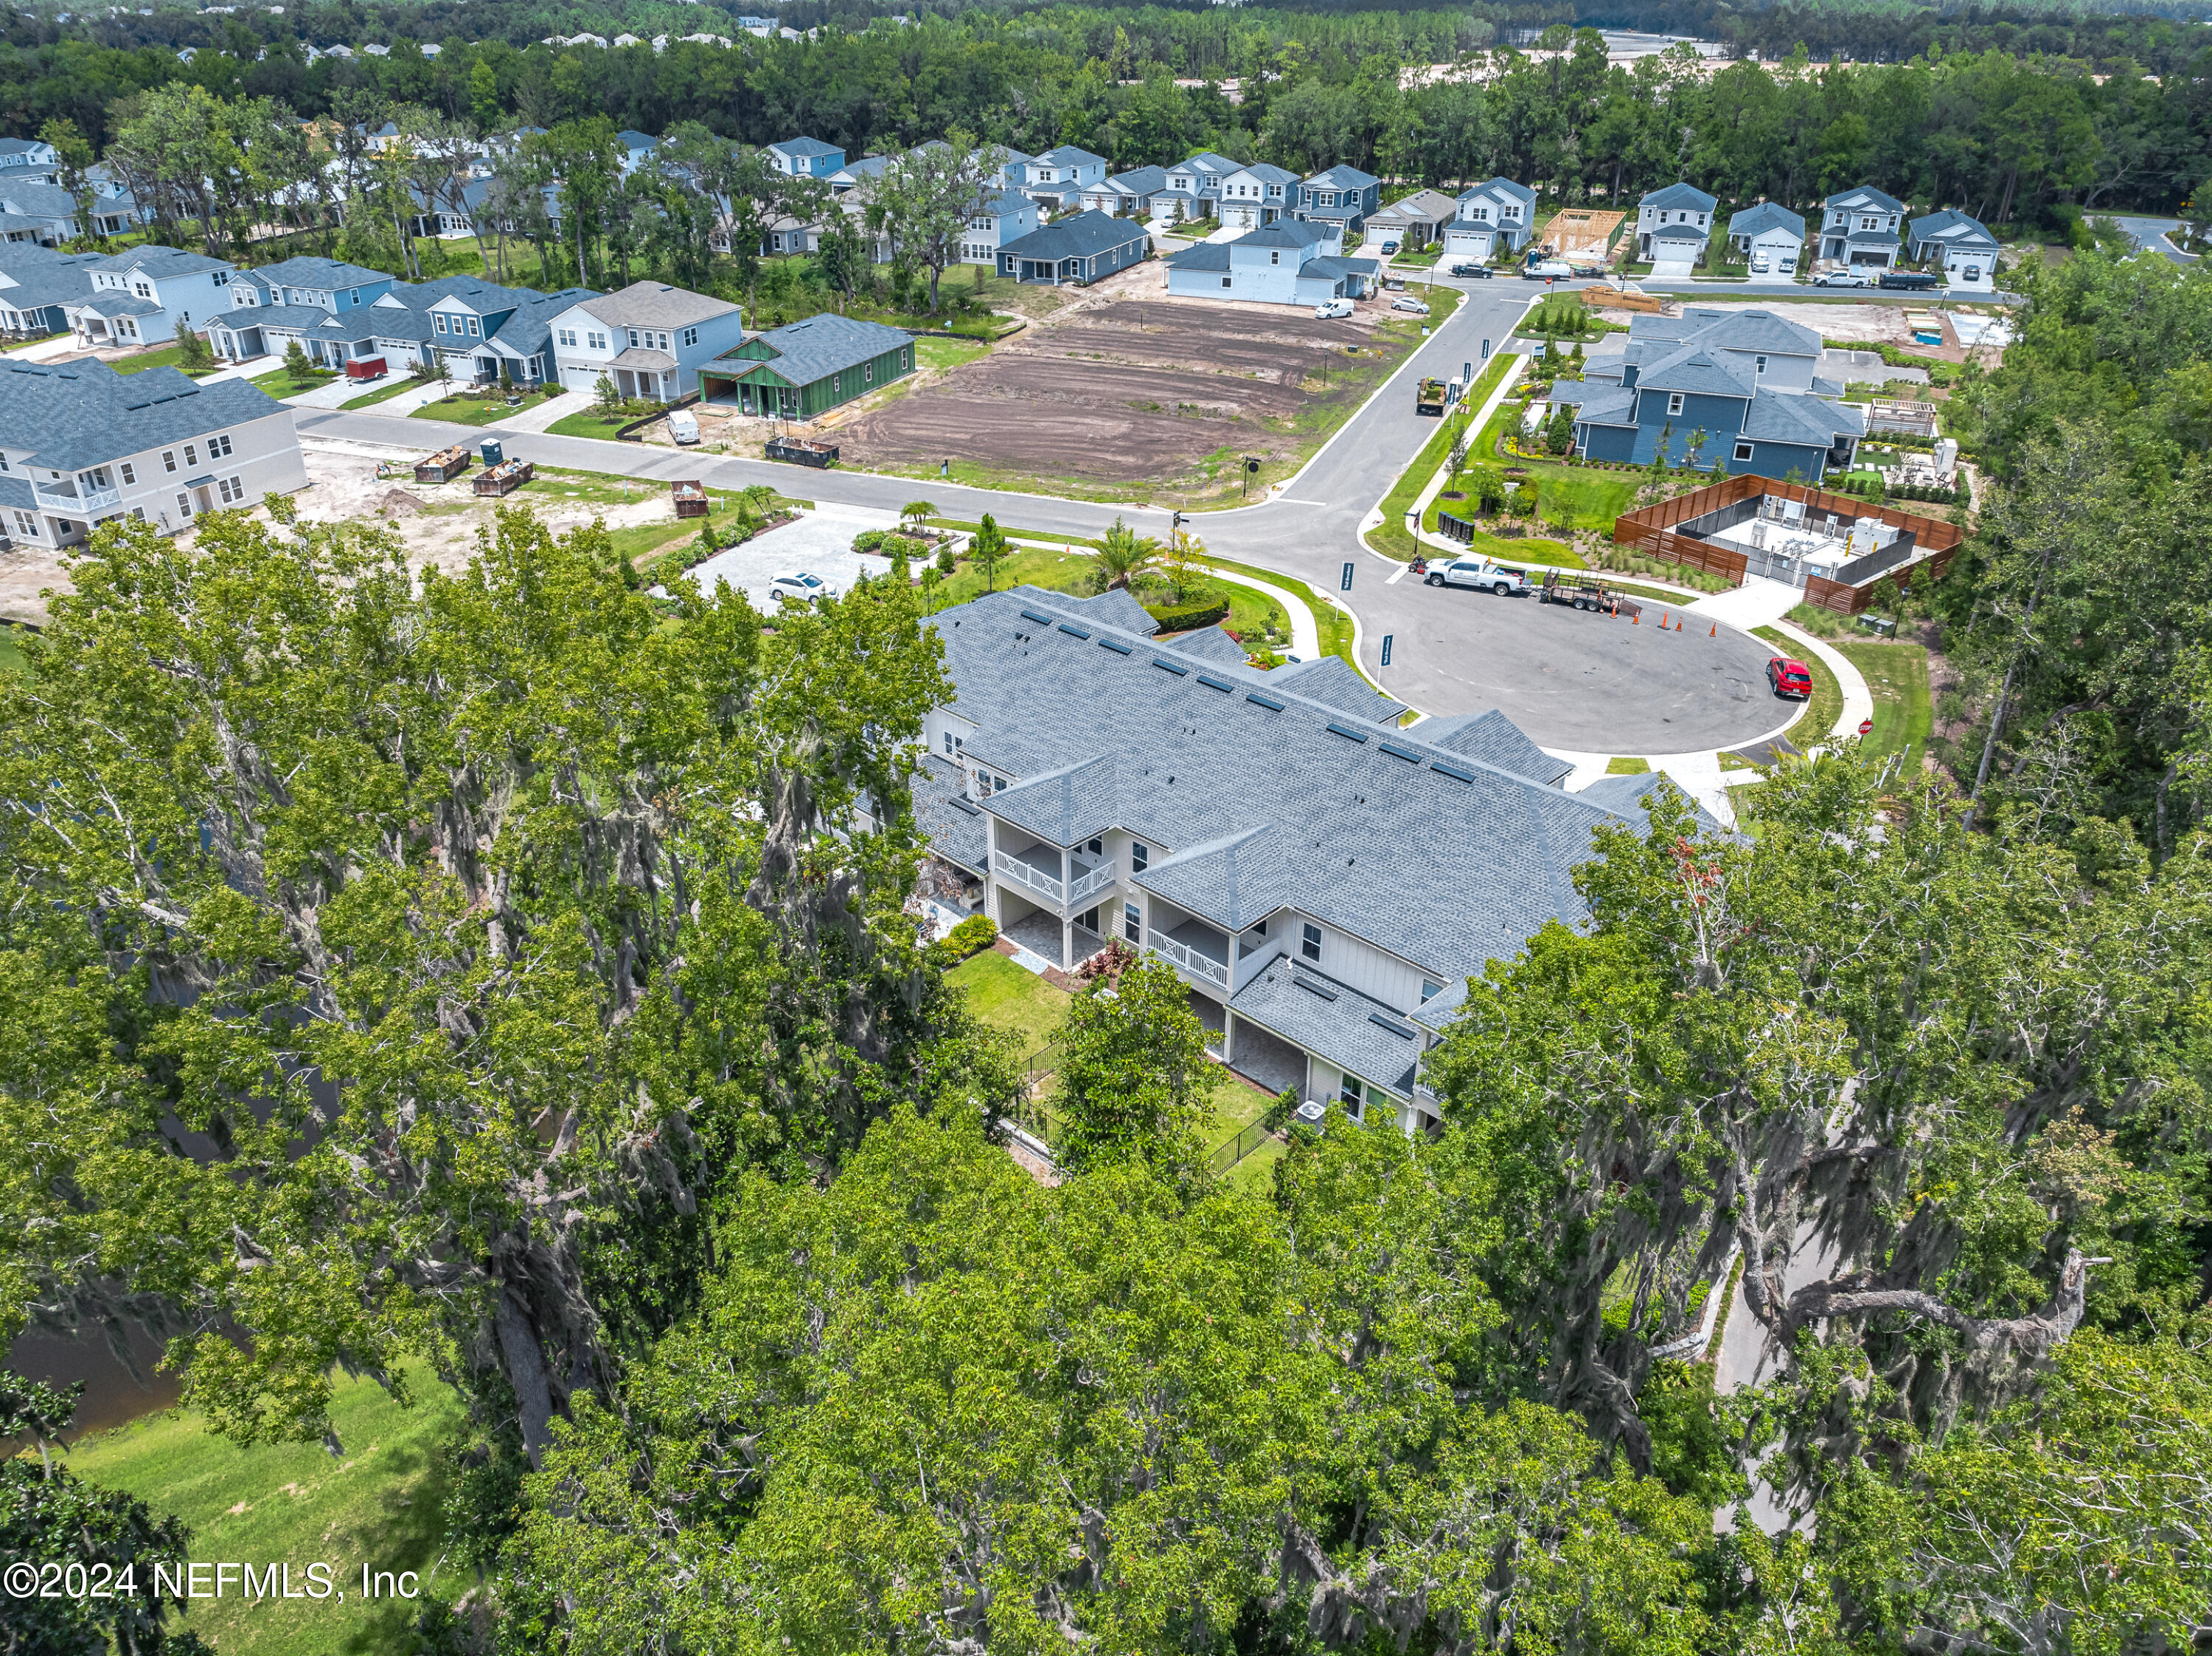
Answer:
[900,498,939,534]
[1093,516,1161,591]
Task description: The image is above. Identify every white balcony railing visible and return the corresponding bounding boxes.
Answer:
[35,483,119,514]
[1148,928,1230,989]
[994,849,1062,905]
[1068,860,1116,906]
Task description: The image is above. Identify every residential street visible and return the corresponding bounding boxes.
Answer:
[294,277,1797,754]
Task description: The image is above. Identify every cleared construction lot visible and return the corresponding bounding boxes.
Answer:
[830,287,1443,502]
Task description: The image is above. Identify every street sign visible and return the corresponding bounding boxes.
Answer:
[1858,718,1874,737]
[1480,337,1491,360]
[1340,562,1354,591]
[1380,633,1394,667]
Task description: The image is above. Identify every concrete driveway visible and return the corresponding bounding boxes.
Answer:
[673,498,900,608]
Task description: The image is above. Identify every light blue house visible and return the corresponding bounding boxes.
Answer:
[959,187,1040,266]
[767,137,846,179]
[1441,177,1536,261]
[1158,150,1238,222]
[1163,220,1380,306]
[1725,203,1806,275]
[1818,185,1905,268]
[1554,306,1864,477]
[996,209,1148,286]
[1220,162,1298,229]
[1634,181,1717,264]
[614,130,660,175]
[1017,146,1108,214]
[1907,209,2000,291]
[63,246,234,349]
[1293,164,1380,237]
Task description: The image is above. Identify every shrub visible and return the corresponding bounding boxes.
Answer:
[1144,598,1229,633]
[935,546,956,574]
[1077,939,1136,982]
[940,914,997,961]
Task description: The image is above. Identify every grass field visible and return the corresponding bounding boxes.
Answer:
[0,625,28,676]
[1754,627,1841,748]
[250,366,337,397]
[112,342,220,378]
[546,407,639,439]
[411,392,538,428]
[945,949,1071,1054]
[340,375,427,410]
[58,1364,467,1656]
[1834,640,1933,773]
[1366,350,1520,560]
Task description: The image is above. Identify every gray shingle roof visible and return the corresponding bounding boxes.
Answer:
[1664,307,1820,358]
[1270,655,1406,723]
[1728,202,1804,240]
[0,358,288,473]
[1093,165,1166,197]
[1161,625,1247,666]
[1845,226,1901,247]
[1228,162,1299,186]
[1569,386,1638,426]
[998,210,1149,262]
[911,752,988,872]
[0,180,86,219]
[1034,145,1106,169]
[1164,243,1230,272]
[251,257,392,291]
[1239,219,1335,251]
[1306,256,1379,280]
[1416,709,1573,784]
[771,137,842,159]
[579,279,740,329]
[927,587,1684,991]
[725,313,911,389]
[1825,184,1905,214]
[1231,960,1423,1097]
[1641,181,1717,212]
[1741,386,1864,445]
[1908,209,1997,251]
[1637,346,1753,399]
[1652,221,1709,243]
[1063,589,1158,634]
[1304,164,1378,189]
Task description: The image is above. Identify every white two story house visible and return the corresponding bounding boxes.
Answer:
[910,587,1705,1134]
[958,187,1040,266]
[1635,181,1717,269]
[1218,163,1298,230]
[1441,177,1537,262]
[548,280,747,400]
[1819,185,1905,269]
[63,246,235,349]
[1163,218,1380,306]
[1157,150,1238,223]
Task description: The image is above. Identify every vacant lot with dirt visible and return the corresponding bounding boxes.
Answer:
[830,283,1446,506]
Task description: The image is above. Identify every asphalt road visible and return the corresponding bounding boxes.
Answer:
[296,276,1791,754]
[2107,214,2199,266]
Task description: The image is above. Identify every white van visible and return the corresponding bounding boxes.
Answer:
[667,410,700,445]
[1313,297,1354,319]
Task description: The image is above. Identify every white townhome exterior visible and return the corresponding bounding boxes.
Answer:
[0,357,305,549]
[62,246,235,349]
[549,281,748,400]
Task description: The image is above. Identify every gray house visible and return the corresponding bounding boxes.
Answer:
[1818,185,1906,268]
[912,585,1699,1133]
[996,210,1149,286]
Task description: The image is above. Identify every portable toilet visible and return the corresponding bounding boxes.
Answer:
[480,439,504,466]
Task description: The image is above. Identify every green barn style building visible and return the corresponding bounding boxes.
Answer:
[698,313,916,418]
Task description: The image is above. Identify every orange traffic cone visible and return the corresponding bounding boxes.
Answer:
[1632,610,1640,624]
[1709,622,1717,636]
[1660,611,1669,627]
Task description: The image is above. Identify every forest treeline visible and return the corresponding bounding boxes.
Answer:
[5,5,2208,225]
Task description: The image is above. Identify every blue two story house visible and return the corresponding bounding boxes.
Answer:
[1553,307,1865,479]
[1016,146,1108,215]
[1158,151,1238,222]
[1293,165,1380,237]
[767,138,846,179]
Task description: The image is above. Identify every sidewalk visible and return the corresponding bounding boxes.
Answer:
[496,389,596,433]
[1684,571,1802,629]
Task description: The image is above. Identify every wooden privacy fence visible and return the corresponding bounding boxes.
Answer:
[1612,474,1964,615]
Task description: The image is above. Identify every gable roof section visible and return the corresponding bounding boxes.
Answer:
[1458,176,1536,210]
[769,136,842,159]
[1228,961,1422,1098]
[0,359,288,472]
[1237,218,1335,251]
[1304,164,1378,190]
[1270,655,1406,723]
[1164,242,1231,273]
[1638,346,1753,399]
[1161,625,1247,667]
[253,256,390,291]
[1651,221,1708,243]
[1728,202,1805,240]
[1225,161,1299,187]
[1093,164,1167,196]
[1741,386,1865,446]
[1824,184,1906,214]
[1370,188,1460,225]
[1909,208,1998,250]
[1166,150,1237,177]
[998,209,1148,262]
[1033,145,1107,170]
[1641,181,1717,212]
[577,279,740,329]
[723,313,912,386]
[1416,709,1573,785]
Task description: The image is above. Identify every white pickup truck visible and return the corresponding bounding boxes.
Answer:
[1424,557,1529,596]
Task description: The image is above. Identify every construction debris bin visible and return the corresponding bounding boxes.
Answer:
[765,435,838,468]
[414,445,470,484]
[480,439,504,466]
[671,480,709,519]
[473,458,534,496]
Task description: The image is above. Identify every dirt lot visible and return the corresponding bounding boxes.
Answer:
[0,445,690,627]
[827,268,1438,504]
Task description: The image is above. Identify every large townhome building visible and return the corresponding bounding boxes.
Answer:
[1017,145,1109,215]
[62,246,235,349]
[0,358,305,549]
[0,244,105,338]
[996,209,1150,287]
[957,187,1040,265]
[1907,209,2000,292]
[1635,182,1717,268]
[1079,165,1168,220]
[1217,163,1298,230]
[1725,202,1806,276]
[698,313,914,418]
[548,281,746,400]
[1818,185,1906,269]
[1163,218,1379,306]
[1157,150,1239,222]
[205,260,597,386]
[909,585,1700,1132]
[1293,165,1380,237]
[766,137,846,178]
[1553,306,1865,477]
[1441,177,1537,262]
[1363,188,1458,252]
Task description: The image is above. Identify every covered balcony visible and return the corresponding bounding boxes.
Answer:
[1145,898,1230,993]
[991,833,1114,914]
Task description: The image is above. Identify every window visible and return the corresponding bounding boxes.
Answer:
[184,443,198,467]
[588,333,607,351]
[682,327,697,347]
[1733,441,1755,462]
[1421,979,1442,1001]
[1301,922,1322,963]
[865,363,874,383]
[119,462,136,485]
[208,434,232,459]
[1221,276,1232,289]
[466,316,480,336]
[434,313,448,334]
[163,450,176,473]
[12,509,35,537]
[1339,1075,1364,1117]
[176,493,191,518]
[1753,355,1767,376]
[218,475,245,504]
[1086,838,1102,857]
[1666,392,1684,417]
[1130,841,1147,872]
[627,329,639,348]
[1124,902,1141,944]
[1269,249,1279,265]
[557,330,575,347]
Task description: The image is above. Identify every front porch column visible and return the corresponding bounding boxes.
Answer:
[1059,846,1070,965]
[1221,1011,1237,1065]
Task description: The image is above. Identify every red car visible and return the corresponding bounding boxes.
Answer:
[1767,657,1813,699]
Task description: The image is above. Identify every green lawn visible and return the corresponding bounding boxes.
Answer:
[0,625,28,677]
[945,949,1070,1054]
[59,1363,467,1656]
[339,374,428,410]
[930,544,1099,610]
[1753,627,1840,748]
[112,342,220,378]
[411,392,537,428]
[1834,640,1933,774]
[917,335,990,373]
[1194,553,1368,683]
[546,408,639,439]
[1605,756,1652,774]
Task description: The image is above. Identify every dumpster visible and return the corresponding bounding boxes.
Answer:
[473,458,534,497]
[670,479,709,518]
[414,445,470,484]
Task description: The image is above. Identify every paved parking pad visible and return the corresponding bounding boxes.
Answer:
[673,501,900,609]
[1393,585,1792,753]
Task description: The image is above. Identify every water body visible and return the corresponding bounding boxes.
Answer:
[10,1323,184,1438]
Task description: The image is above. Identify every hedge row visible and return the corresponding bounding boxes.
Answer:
[1146,598,1230,633]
